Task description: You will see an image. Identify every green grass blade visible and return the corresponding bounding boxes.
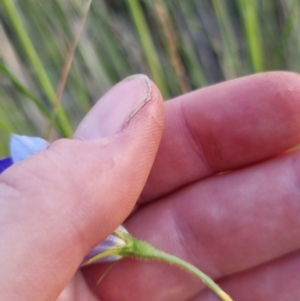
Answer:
[0,63,50,118]
[170,0,208,87]
[0,62,72,135]
[211,0,241,78]
[237,0,264,72]
[125,0,169,98]
[2,0,73,137]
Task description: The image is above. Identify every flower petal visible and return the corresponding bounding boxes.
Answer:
[82,225,129,265]
[0,157,13,174]
[82,235,125,263]
[10,134,50,163]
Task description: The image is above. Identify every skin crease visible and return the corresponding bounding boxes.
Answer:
[1,72,300,301]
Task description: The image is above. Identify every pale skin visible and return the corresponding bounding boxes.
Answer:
[1,72,300,301]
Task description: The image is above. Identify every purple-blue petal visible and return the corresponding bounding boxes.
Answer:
[10,134,50,163]
[0,157,13,174]
[82,235,124,263]
[82,226,129,265]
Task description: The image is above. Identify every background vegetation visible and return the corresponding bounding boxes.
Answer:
[0,0,299,156]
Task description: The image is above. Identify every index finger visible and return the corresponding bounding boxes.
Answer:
[140,72,300,203]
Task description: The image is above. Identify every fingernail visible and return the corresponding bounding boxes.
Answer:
[74,74,152,140]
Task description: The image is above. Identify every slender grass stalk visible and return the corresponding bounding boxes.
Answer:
[2,0,73,137]
[0,103,15,155]
[237,0,264,72]
[211,0,240,78]
[0,63,51,120]
[88,1,132,80]
[125,0,169,98]
[183,0,225,83]
[153,0,190,93]
[275,0,300,70]
[47,0,92,139]
[170,1,208,87]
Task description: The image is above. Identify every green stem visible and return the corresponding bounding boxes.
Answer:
[237,0,264,73]
[2,0,73,137]
[127,237,233,301]
[82,230,233,301]
[125,0,169,98]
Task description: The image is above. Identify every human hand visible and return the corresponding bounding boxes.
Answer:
[2,72,300,301]
[83,72,300,301]
[0,75,164,301]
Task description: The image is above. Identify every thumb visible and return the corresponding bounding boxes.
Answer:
[0,75,164,301]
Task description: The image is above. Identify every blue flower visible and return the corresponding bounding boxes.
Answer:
[0,134,127,265]
[0,157,13,174]
[0,134,50,173]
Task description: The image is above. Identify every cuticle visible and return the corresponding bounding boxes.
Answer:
[125,75,152,125]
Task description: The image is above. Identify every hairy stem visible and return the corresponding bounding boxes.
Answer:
[127,237,233,301]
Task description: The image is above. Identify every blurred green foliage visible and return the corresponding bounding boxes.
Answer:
[0,0,299,155]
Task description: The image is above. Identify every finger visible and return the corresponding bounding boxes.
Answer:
[56,272,98,301]
[85,149,300,301]
[0,75,164,301]
[194,250,300,301]
[140,71,300,202]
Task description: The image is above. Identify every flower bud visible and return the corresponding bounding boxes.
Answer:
[82,225,129,266]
